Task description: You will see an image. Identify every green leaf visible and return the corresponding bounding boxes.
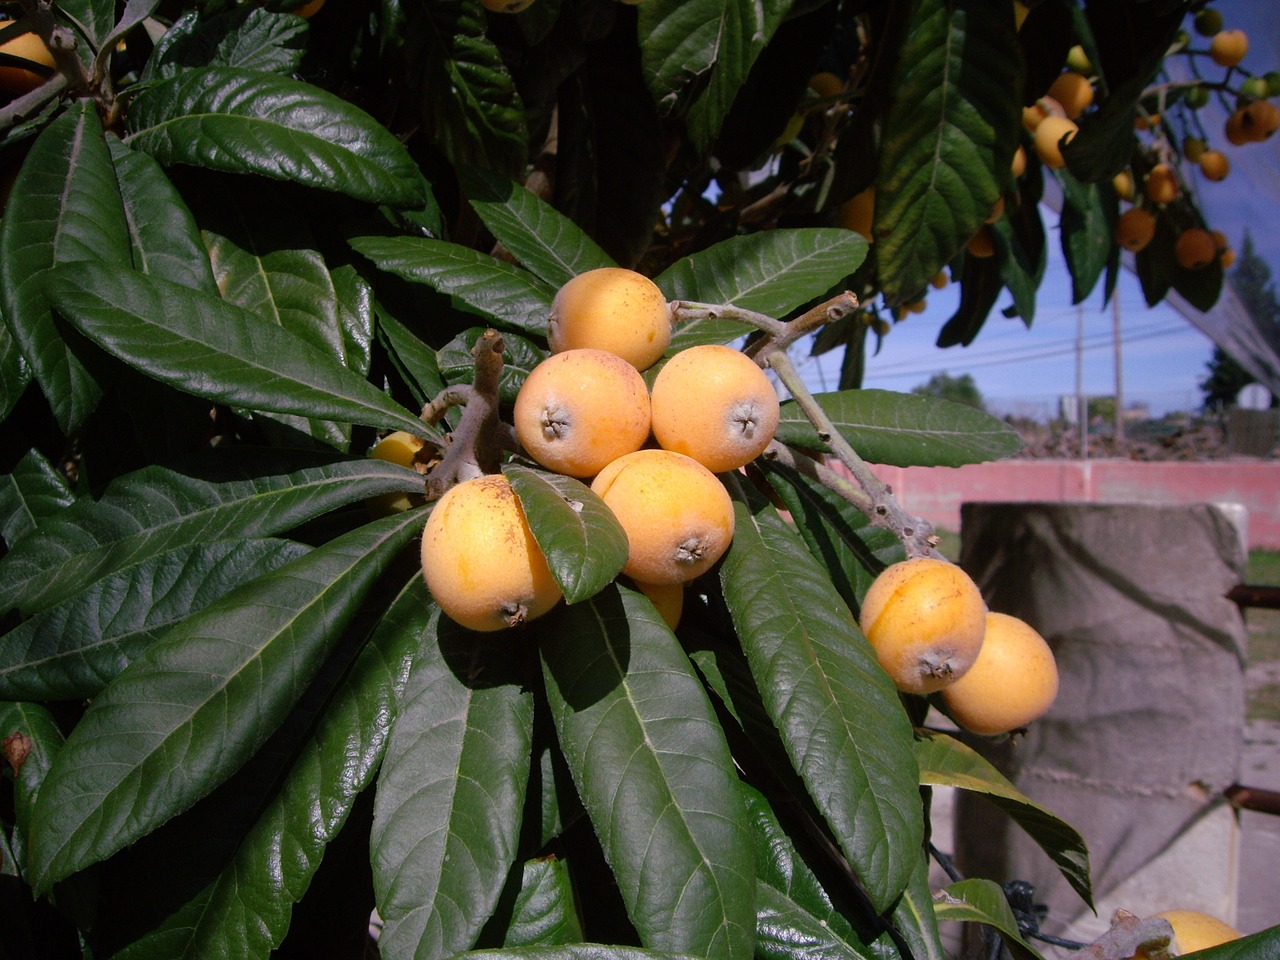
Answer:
[0,307,28,422]
[500,857,584,948]
[914,730,1093,907]
[438,328,548,404]
[937,250,1004,348]
[453,948,702,960]
[537,583,756,960]
[743,783,898,960]
[774,389,1024,466]
[505,464,628,605]
[377,306,447,408]
[372,613,534,960]
[106,136,219,294]
[0,539,310,702]
[0,100,131,431]
[25,508,423,893]
[0,448,74,550]
[1178,928,1280,960]
[0,449,425,617]
[657,230,866,349]
[992,217,1037,325]
[170,574,431,958]
[124,66,426,208]
[932,879,1045,960]
[888,853,945,960]
[44,261,434,442]
[0,700,65,874]
[460,170,616,288]
[351,236,555,335]
[638,0,791,154]
[399,1,527,179]
[755,459,904,614]
[876,0,1022,303]
[719,493,922,913]
[1056,168,1116,305]
[144,7,309,80]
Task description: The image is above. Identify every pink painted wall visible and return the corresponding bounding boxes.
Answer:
[867,459,1280,549]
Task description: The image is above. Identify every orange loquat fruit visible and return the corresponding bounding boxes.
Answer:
[548,267,672,371]
[940,611,1059,735]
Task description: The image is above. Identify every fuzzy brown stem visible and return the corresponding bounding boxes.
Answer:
[424,330,506,499]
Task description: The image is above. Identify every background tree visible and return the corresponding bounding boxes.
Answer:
[911,372,987,411]
[1201,231,1280,409]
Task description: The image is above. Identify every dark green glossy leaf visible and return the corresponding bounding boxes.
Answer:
[888,852,944,960]
[454,948,701,960]
[438,328,548,403]
[932,879,1044,960]
[170,574,431,958]
[992,218,1037,325]
[106,136,219,294]
[538,583,756,960]
[876,0,1022,303]
[505,463,628,605]
[755,459,904,614]
[25,508,423,893]
[500,857,584,948]
[45,261,433,442]
[0,539,310,702]
[372,613,534,960]
[657,230,866,349]
[399,1,526,179]
[460,170,616,288]
[0,448,74,550]
[377,306,447,409]
[742,783,897,960]
[774,389,1024,466]
[0,100,131,431]
[1056,168,1116,306]
[0,449,424,617]
[638,0,791,154]
[914,730,1092,907]
[719,493,921,914]
[144,7,308,80]
[937,250,1004,348]
[0,701,65,875]
[0,308,27,422]
[124,67,425,208]
[351,236,555,335]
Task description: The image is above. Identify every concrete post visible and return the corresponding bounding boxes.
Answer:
[952,502,1248,951]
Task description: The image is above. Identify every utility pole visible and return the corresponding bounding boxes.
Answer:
[1113,293,1124,449]
[1077,306,1087,459]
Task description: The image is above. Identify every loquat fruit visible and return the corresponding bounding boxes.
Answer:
[1115,207,1156,253]
[1112,169,1135,202]
[479,0,537,11]
[1183,84,1210,109]
[1047,71,1094,120]
[858,557,988,695]
[1011,145,1027,179]
[966,227,996,259]
[808,71,844,99]
[650,344,779,473]
[1199,149,1230,181]
[288,0,326,17]
[1209,28,1248,68]
[420,474,562,631]
[1240,99,1279,141]
[1175,228,1217,270]
[0,18,55,96]
[931,271,950,290]
[548,267,673,371]
[1144,163,1179,204]
[1224,108,1250,145]
[837,187,875,243]
[939,612,1058,736]
[513,348,651,478]
[633,579,684,631]
[590,449,734,585]
[1033,115,1077,169]
[1183,136,1207,163]
[1193,8,1224,37]
[367,430,427,517]
[1065,44,1093,75]
[1126,909,1240,959]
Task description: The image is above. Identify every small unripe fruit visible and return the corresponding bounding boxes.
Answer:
[931,271,950,290]
[1183,84,1210,109]
[1145,163,1179,204]
[1183,136,1207,163]
[1047,71,1093,120]
[1065,44,1092,75]
[0,18,56,95]
[1193,8,1223,37]
[513,348,651,478]
[1199,149,1229,181]
[1239,76,1269,100]
[1033,115,1077,169]
[548,268,672,371]
[590,449,734,585]
[1115,207,1156,253]
[940,612,1059,735]
[1175,228,1218,270]
[1112,169,1135,201]
[1209,29,1247,68]
[650,344,780,473]
[838,187,875,242]
[1126,910,1240,959]
[858,558,987,695]
[420,474,562,631]
[1266,71,1280,97]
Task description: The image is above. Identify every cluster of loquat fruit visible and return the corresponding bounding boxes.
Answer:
[859,556,1060,736]
[381,267,781,638]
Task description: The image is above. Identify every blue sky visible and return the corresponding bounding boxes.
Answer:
[798,0,1279,419]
